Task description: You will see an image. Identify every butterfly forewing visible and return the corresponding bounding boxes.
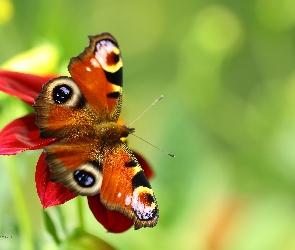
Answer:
[68,33,123,121]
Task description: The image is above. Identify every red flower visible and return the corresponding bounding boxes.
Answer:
[0,70,154,233]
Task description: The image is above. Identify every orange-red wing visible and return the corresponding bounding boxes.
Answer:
[34,77,98,139]
[100,143,159,229]
[44,139,103,196]
[68,33,123,121]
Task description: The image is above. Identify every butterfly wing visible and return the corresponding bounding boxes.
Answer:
[69,33,123,121]
[33,76,104,195]
[34,76,92,138]
[100,143,158,229]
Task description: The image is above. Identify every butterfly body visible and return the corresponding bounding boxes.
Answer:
[33,33,158,229]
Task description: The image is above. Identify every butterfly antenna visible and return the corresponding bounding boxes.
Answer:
[128,95,175,157]
[131,134,175,158]
[128,95,164,127]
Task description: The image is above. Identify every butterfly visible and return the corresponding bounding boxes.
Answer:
[33,33,158,229]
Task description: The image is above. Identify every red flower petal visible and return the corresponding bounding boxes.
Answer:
[134,152,153,179]
[0,113,55,155]
[88,195,133,233]
[35,152,77,208]
[0,70,54,105]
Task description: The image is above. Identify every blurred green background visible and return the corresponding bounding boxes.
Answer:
[1,0,295,249]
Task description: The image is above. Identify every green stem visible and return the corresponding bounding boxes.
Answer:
[55,206,67,235]
[4,157,34,250]
[76,196,85,230]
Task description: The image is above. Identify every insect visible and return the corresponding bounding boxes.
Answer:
[33,33,158,229]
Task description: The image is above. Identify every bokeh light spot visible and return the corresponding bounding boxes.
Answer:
[1,43,59,75]
[193,5,243,55]
[0,0,13,25]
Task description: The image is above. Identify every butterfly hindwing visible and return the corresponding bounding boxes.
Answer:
[100,143,158,229]
[44,140,103,195]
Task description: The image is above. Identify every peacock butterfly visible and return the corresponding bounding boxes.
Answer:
[33,33,158,229]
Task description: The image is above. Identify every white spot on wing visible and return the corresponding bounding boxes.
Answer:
[90,58,100,68]
[125,195,132,205]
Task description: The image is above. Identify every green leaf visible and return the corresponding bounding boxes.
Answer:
[61,228,115,250]
[55,206,67,236]
[42,210,61,245]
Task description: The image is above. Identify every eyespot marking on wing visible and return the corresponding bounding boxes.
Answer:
[50,161,103,196]
[45,77,85,108]
[95,39,122,73]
